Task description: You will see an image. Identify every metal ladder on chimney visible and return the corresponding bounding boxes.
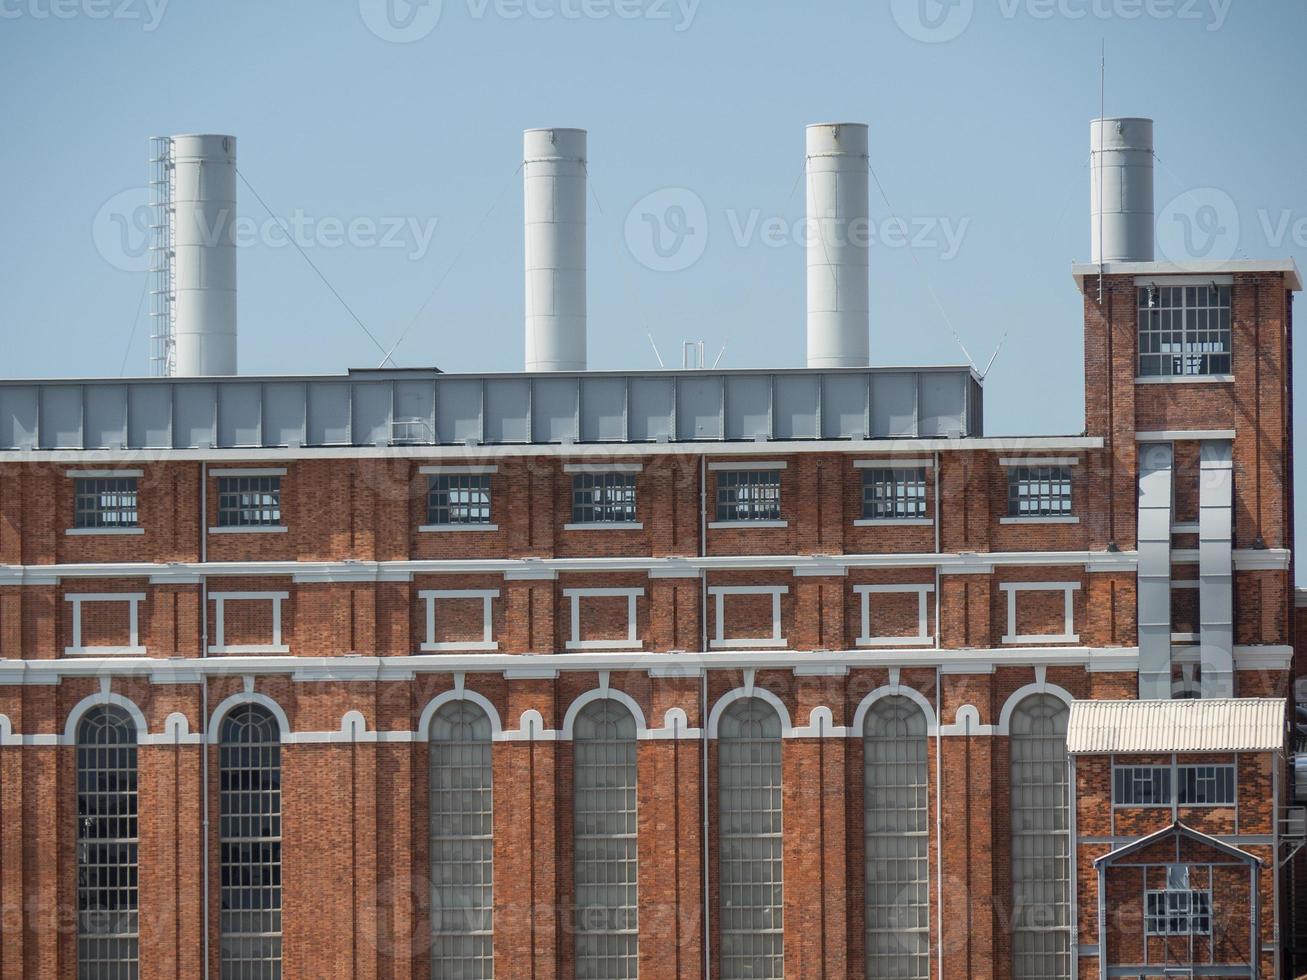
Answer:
[148,136,176,377]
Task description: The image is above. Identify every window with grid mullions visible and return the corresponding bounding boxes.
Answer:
[217,476,282,528]
[75,478,139,529]
[863,696,930,980]
[430,701,494,979]
[427,474,492,525]
[1009,695,1071,980]
[1006,466,1072,517]
[572,472,637,524]
[76,705,140,980]
[1178,764,1235,805]
[718,697,784,980]
[861,467,926,520]
[1145,889,1212,935]
[573,700,639,979]
[716,470,781,522]
[1113,766,1171,806]
[1138,284,1231,377]
[219,704,283,979]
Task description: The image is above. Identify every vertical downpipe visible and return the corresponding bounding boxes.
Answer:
[699,453,711,980]
[200,460,210,980]
[934,668,944,980]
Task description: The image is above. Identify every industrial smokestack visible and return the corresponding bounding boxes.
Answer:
[1090,117,1154,263]
[806,122,870,369]
[523,128,586,372]
[165,134,238,376]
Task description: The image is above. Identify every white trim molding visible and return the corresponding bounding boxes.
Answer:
[563,587,644,651]
[65,468,144,478]
[1136,428,1237,442]
[418,464,498,475]
[850,684,939,735]
[706,685,793,738]
[418,589,499,652]
[563,522,644,532]
[708,585,788,649]
[62,691,151,744]
[999,516,1080,525]
[64,592,146,656]
[999,581,1080,645]
[559,687,648,738]
[208,591,290,655]
[208,525,288,535]
[416,688,504,737]
[210,467,287,477]
[998,457,1080,467]
[995,680,1075,735]
[853,584,934,647]
[66,527,145,537]
[708,520,788,530]
[853,458,932,469]
[563,462,643,473]
[707,460,788,471]
[206,690,293,744]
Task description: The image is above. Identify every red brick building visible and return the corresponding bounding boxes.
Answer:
[0,125,1303,978]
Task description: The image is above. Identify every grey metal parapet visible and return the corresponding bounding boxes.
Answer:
[0,366,981,451]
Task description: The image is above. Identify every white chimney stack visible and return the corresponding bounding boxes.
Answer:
[806,122,870,369]
[1090,117,1154,263]
[170,134,238,376]
[523,128,587,372]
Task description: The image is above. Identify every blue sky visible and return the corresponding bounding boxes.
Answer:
[1,0,1304,546]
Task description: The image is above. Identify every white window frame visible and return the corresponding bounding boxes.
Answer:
[563,587,644,651]
[709,585,788,649]
[853,584,934,647]
[419,589,500,652]
[999,582,1080,644]
[64,593,146,655]
[208,591,290,654]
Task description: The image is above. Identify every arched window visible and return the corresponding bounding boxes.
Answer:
[430,700,494,979]
[219,704,283,978]
[717,697,783,980]
[1009,694,1071,980]
[76,705,140,979]
[573,699,639,979]
[863,696,929,979]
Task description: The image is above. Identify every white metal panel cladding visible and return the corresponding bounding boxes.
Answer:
[1066,698,1286,754]
[0,368,979,450]
[1136,442,1173,700]
[1199,440,1235,698]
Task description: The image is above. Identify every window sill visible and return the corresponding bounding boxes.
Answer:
[853,518,932,527]
[1002,633,1080,644]
[65,527,144,536]
[565,640,644,651]
[64,646,146,656]
[1135,375,1234,385]
[563,522,644,531]
[208,526,288,534]
[419,641,499,652]
[419,523,499,533]
[710,638,787,649]
[999,516,1079,525]
[208,644,290,655]
[707,520,788,529]
[856,636,934,647]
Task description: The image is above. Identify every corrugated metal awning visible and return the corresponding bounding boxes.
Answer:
[1066,698,1285,755]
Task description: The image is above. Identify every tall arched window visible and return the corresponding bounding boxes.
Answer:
[1009,694,1071,980]
[717,697,783,980]
[863,696,929,979]
[430,700,494,979]
[573,699,639,979]
[219,703,283,977]
[76,704,140,979]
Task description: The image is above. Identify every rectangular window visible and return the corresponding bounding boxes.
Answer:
[1007,466,1072,518]
[571,472,637,524]
[716,470,781,522]
[1138,284,1232,377]
[862,468,927,520]
[427,474,491,525]
[74,477,139,529]
[1113,766,1171,806]
[217,476,282,528]
[1178,764,1235,805]
[1145,890,1211,935]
